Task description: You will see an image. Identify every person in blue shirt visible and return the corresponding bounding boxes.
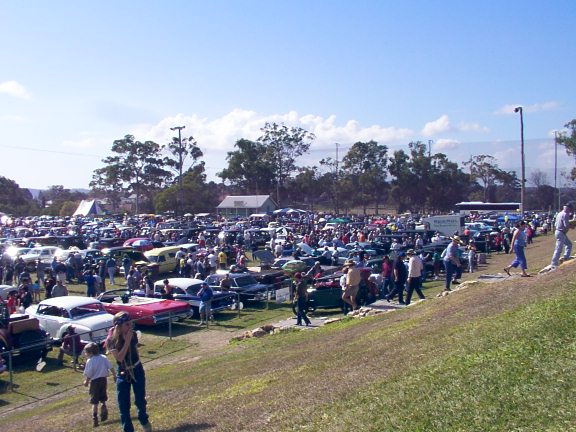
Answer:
[504,221,530,277]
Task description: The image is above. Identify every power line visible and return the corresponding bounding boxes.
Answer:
[0,144,103,158]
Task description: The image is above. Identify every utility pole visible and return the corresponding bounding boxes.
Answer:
[428,140,433,158]
[554,131,558,211]
[514,107,526,216]
[335,143,340,215]
[170,126,185,216]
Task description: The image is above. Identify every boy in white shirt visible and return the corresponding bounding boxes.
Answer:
[83,342,116,427]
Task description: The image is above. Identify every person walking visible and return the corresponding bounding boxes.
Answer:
[442,236,462,292]
[386,251,408,304]
[341,260,360,312]
[106,257,117,286]
[294,272,312,326]
[404,249,425,306]
[106,312,152,432]
[83,342,116,427]
[504,221,530,277]
[550,202,574,268]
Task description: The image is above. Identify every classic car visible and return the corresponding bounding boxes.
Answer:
[97,289,192,326]
[25,296,114,344]
[20,246,60,270]
[293,268,378,314]
[1,301,53,360]
[204,273,274,301]
[134,277,239,317]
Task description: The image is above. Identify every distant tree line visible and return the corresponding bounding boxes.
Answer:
[1,119,575,217]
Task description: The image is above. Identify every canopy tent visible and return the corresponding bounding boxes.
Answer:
[73,199,104,217]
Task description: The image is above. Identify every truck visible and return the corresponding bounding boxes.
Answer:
[421,215,465,237]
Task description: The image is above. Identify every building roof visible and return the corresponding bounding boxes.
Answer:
[217,195,277,209]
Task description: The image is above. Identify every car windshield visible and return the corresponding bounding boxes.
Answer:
[69,302,107,318]
[186,284,203,295]
[147,256,159,263]
[234,276,258,287]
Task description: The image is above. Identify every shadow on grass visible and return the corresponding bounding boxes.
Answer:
[158,422,216,432]
[106,419,215,431]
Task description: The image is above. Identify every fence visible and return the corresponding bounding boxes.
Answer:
[0,300,244,393]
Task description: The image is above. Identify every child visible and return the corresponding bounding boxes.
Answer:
[83,342,116,427]
[31,279,41,303]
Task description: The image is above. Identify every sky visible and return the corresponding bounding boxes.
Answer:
[1,0,575,191]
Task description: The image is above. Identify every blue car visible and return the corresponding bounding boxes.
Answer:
[135,278,238,318]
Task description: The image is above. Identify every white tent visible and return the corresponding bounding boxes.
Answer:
[73,199,104,216]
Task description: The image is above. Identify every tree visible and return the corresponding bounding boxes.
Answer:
[340,141,389,214]
[163,134,203,181]
[0,176,40,216]
[463,155,511,202]
[217,139,276,194]
[90,164,124,213]
[556,119,576,180]
[42,185,87,216]
[155,163,219,214]
[91,135,172,214]
[257,122,315,206]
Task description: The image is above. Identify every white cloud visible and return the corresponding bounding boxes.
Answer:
[422,115,451,137]
[494,101,560,115]
[434,138,460,151]
[458,122,490,133]
[0,81,31,99]
[133,109,414,153]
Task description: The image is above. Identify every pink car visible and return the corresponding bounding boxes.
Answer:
[97,289,192,326]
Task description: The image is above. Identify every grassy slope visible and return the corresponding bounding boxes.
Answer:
[2,234,576,431]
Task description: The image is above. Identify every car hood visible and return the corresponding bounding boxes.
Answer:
[72,313,115,331]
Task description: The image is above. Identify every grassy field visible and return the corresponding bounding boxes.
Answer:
[2,233,575,431]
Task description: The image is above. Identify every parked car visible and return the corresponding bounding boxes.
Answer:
[137,277,239,317]
[20,246,60,270]
[25,296,114,344]
[144,245,181,275]
[0,302,53,360]
[204,273,274,301]
[97,289,192,326]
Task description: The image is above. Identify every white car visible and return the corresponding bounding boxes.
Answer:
[20,246,60,267]
[25,296,114,344]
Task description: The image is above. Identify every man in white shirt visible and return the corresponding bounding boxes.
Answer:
[405,249,425,305]
[551,202,574,268]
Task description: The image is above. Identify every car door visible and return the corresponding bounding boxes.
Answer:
[36,304,68,337]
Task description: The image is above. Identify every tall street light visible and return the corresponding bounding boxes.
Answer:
[514,107,526,216]
[170,125,185,216]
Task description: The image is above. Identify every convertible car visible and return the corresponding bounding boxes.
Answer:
[97,289,192,326]
[134,278,239,318]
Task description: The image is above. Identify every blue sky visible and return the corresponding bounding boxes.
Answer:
[1,0,575,190]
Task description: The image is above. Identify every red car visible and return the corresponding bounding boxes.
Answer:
[123,237,155,251]
[97,289,192,326]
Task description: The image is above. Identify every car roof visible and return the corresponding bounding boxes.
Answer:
[38,295,103,309]
[154,278,204,288]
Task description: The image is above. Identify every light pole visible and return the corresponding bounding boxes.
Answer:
[170,125,185,216]
[554,131,558,211]
[514,107,526,215]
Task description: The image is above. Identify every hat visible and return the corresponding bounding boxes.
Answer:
[113,311,130,326]
[451,235,462,244]
[565,202,574,209]
[406,249,415,255]
[343,259,356,267]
